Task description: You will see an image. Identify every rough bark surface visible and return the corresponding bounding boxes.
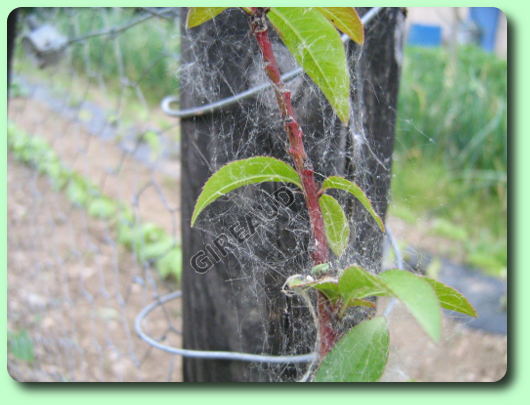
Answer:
[348,8,404,272]
[7,9,18,99]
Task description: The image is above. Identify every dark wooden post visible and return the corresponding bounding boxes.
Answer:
[180,7,404,382]
[348,8,404,273]
[7,8,18,99]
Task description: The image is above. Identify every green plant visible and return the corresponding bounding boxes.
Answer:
[390,154,507,278]
[396,46,506,196]
[187,7,476,382]
[8,330,35,364]
[7,123,182,281]
[391,45,506,278]
[58,8,180,106]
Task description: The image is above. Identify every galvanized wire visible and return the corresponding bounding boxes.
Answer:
[161,7,383,118]
[10,6,392,377]
[134,291,318,363]
[65,8,179,46]
[134,225,404,364]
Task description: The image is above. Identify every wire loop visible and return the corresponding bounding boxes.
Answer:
[134,290,318,363]
[161,7,383,118]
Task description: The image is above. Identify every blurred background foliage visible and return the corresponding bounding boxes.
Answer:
[16,8,180,107]
[14,8,507,278]
[392,45,507,277]
[61,8,180,106]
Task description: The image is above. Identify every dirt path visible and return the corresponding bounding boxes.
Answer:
[379,298,506,382]
[8,158,183,381]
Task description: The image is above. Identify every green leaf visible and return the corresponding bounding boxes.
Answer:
[338,265,389,299]
[48,163,69,183]
[337,266,386,316]
[283,274,308,290]
[191,156,301,226]
[322,176,385,232]
[186,7,229,28]
[314,317,389,382]
[140,223,166,243]
[137,237,175,262]
[116,218,135,248]
[304,266,389,307]
[423,277,477,317]
[380,270,442,342]
[316,7,364,44]
[311,263,331,276]
[285,274,341,301]
[345,298,376,308]
[312,279,341,301]
[8,330,34,364]
[268,7,351,124]
[88,197,118,219]
[156,247,182,280]
[66,178,89,207]
[319,194,350,257]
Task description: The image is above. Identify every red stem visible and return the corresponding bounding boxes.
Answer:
[248,8,337,357]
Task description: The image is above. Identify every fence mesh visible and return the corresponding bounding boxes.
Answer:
[8,7,183,382]
[7,7,507,382]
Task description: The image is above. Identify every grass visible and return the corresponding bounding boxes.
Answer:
[396,45,507,175]
[390,153,507,278]
[8,330,35,364]
[391,45,507,278]
[61,8,180,106]
[16,8,180,107]
[13,9,180,149]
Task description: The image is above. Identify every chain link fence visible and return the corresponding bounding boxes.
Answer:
[7,7,507,382]
[8,8,185,381]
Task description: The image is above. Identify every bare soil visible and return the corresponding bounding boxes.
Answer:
[379,298,506,382]
[7,96,507,382]
[7,157,182,381]
[9,97,180,239]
